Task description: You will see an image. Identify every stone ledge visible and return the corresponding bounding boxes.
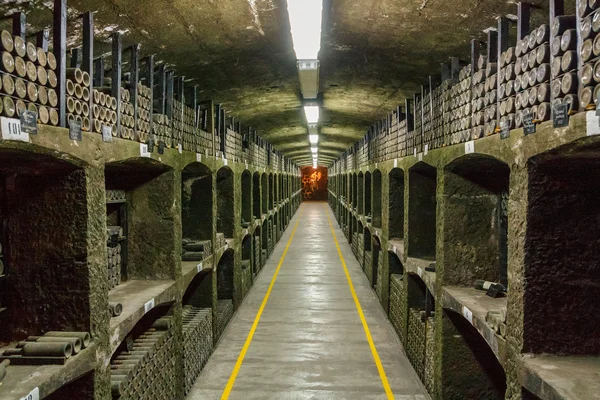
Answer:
[441,286,507,366]
[0,342,96,400]
[108,279,178,355]
[517,355,600,400]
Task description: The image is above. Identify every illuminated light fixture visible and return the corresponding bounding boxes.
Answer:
[298,60,320,99]
[304,105,319,124]
[286,0,323,60]
[311,146,318,154]
[309,134,319,144]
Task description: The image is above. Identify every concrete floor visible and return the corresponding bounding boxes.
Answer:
[188,202,428,399]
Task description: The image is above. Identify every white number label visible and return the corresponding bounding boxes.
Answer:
[393,245,397,253]
[144,298,155,314]
[102,125,112,142]
[196,153,202,162]
[417,267,423,277]
[20,387,39,400]
[178,144,183,154]
[417,153,423,162]
[465,140,475,154]
[224,158,228,166]
[586,111,600,136]
[394,159,398,168]
[424,144,429,155]
[462,306,473,324]
[413,148,417,157]
[140,143,150,157]
[197,262,203,273]
[1,117,28,142]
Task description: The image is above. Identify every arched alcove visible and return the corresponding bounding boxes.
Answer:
[261,173,268,214]
[408,162,437,260]
[365,171,372,217]
[268,173,274,210]
[241,235,253,298]
[389,168,405,239]
[216,249,235,340]
[441,309,507,399]
[253,172,260,219]
[444,155,510,287]
[241,170,252,224]
[182,162,213,241]
[216,167,234,238]
[357,172,364,214]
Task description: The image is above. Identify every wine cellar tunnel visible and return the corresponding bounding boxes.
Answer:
[1,0,598,399]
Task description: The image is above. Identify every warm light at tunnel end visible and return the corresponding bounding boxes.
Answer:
[286,0,323,60]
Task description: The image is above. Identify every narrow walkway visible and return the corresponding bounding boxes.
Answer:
[188,202,427,399]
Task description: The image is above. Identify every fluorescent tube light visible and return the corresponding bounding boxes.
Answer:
[311,147,318,153]
[309,134,319,144]
[286,0,323,60]
[304,106,319,124]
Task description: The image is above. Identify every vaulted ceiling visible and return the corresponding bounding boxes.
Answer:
[1,0,554,165]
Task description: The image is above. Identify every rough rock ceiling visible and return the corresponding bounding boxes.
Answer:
[1,0,555,165]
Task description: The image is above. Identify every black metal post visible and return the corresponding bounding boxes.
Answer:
[54,0,67,127]
[165,70,174,122]
[111,32,122,135]
[497,17,509,129]
[82,12,94,132]
[144,55,154,138]
[36,28,49,51]
[12,12,25,40]
[93,57,104,88]
[70,47,81,68]
[517,2,531,40]
[130,44,140,140]
[156,64,166,115]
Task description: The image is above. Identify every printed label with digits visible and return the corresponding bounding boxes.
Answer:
[20,387,39,400]
[20,110,37,135]
[417,267,423,277]
[465,140,475,154]
[462,306,473,324]
[144,298,155,314]
[523,111,536,135]
[1,117,29,142]
[140,143,151,158]
[196,153,202,162]
[553,103,569,128]
[197,262,203,273]
[102,125,112,142]
[69,120,82,141]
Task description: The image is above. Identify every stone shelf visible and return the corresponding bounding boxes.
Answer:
[406,257,436,295]
[0,343,96,400]
[517,355,600,400]
[441,286,507,366]
[182,254,215,291]
[387,239,405,262]
[108,279,178,355]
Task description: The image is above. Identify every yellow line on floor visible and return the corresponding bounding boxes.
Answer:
[326,206,395,400]
[220,209,303,400]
